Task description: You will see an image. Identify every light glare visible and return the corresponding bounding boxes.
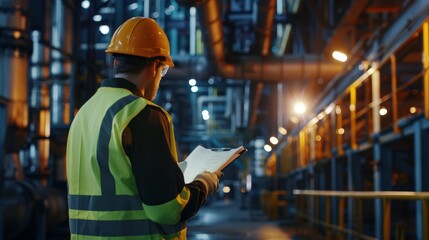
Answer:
[222,186,231,194]
[264,144,272,152]
[294,102,306,114]
[269,136,279,145]
[81,0,90,9]
[189,79,196,86]
[332,51,348,62]
[379,107,388,116]
[202,110,210,120]
[128,3,138,11]
[191,86,198,92]
[278,127,287,135]
[93,15,102,22]
[99,25,110,35]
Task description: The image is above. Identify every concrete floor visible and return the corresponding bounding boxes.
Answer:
[187,199,310,240]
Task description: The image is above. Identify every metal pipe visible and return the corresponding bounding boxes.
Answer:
[176,0,343,83]
[255,0,276,56]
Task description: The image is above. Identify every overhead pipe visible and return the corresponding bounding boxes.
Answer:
[176,0,343,83]
[254,0,276,56]
[249,0,276,131]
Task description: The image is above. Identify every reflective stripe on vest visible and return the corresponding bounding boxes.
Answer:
[67,89,186,239]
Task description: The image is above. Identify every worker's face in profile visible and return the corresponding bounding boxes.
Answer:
[144,60,167,101]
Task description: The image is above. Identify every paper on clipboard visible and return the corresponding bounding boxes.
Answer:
[180,145,247,184]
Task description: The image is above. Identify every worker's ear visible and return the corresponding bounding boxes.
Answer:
[149,60,159,78]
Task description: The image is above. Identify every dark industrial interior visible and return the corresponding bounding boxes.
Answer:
[1,0,429,239]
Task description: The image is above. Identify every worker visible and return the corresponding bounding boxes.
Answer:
[66,17,222,239]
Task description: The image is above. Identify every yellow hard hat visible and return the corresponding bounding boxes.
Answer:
[106,17,174,67]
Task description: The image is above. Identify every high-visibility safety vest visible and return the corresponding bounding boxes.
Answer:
[66,87,190,239]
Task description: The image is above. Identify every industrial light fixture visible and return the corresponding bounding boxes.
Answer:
[278,127,287,135]
[264,144,272,152]
[269,136,279,145]
[81,0,90,9]
[191,86,198,92]
[379,107,388,116]
[332,50,348,62]
[99,25,110,35]
[188,78,196,86]
[93,15,102,22]
[294,102,306,114]
[201,110,210,120]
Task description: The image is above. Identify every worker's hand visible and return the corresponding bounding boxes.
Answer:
[194,170,223,198]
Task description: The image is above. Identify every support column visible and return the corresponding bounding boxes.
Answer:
[414,121,423,240]
[346,149,353,239]
[330,153,340,226]
[423,19,429,118]
[373,140,382,240]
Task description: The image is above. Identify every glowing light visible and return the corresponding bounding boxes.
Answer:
[335,105,342,114]
[191,86,198,92]
[315,135,322,141]
[332,51,348,62]
[278,127,287,135]
[93,15,102,22]
[410,107,417,114]
[379,107,388,116]
[201,110,210,120]
[13,31,21,39]
[294,102,306,114]
[99,25,110,35]
[81,0,90,9]
[222,186,231,194]
[188,78,196,86]
[270,136,279,145]
[337,128,345,135]
[128,3,138,11]
[325,103,335,114]
[264,144,272,152]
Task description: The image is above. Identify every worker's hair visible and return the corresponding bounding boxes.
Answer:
[113,54,165,74]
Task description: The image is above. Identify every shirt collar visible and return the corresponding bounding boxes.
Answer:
[101,78,143,97]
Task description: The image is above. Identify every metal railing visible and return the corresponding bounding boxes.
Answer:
[293,190,429,240]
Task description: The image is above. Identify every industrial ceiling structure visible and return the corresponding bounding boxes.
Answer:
[61,0,410,155]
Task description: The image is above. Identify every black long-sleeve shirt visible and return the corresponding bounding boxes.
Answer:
[101,78,207,221]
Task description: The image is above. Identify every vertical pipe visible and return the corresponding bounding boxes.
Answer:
[336,103,343,155]
[326,197,331,239]
[144,0,150,17]
[414,121,423,240]
[372,68,381,134]
[383,199,391,240]
[0,0,30,236]
[0,104,5,239]
[390,55,399,133]
[423,199,428,240]
[277,83,283,139]
[299,130,306,166]
[374,141,382,240]
[189,7,197,55]
[50,0,66,127]
[350,86,357,149]
[346,149,353,239]
[423,20,429,119]
[243,80,250,127]
[338,197,345,240]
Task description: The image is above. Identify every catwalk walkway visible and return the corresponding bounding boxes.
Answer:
[187,199,319,240]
